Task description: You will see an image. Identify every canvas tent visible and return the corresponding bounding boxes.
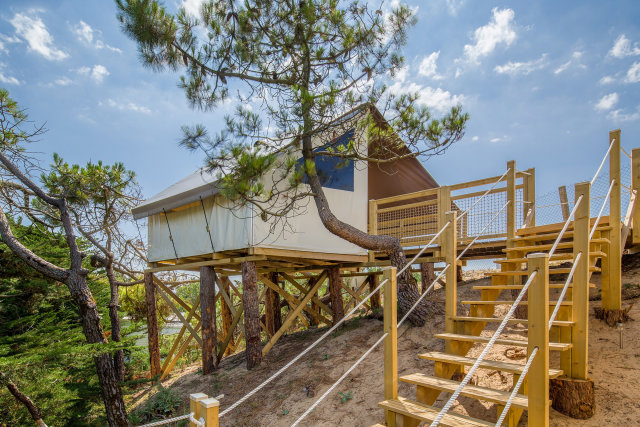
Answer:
[132,107,440,264]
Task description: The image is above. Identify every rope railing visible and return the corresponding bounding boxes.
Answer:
[591,138,615,185]
[548,194,583,258]
[430,270,538,426]
[495,346,538,427]
[138,413,201,427]
[589,179,615,241]
[456,201,510,261]
[549,252,582,328]
[456,168,511,223]
[218,220,452,418]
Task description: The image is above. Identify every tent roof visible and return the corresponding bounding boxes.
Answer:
[131,168,218,220]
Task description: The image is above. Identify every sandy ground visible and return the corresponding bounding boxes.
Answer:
[134,256,640,426]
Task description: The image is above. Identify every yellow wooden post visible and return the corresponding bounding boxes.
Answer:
[383,267,398,427]
[438,186,451,246]
[189,393,207,427]
[605,129,622,311]
[444,211,458,354]
[558,186,570,221]
[506,160,516,242]
[632,148,640,245]
[523,168,536,226]
[200,397,220,427]
[368,200,378,261]
[527,253,549,427]
[572,182,590,380]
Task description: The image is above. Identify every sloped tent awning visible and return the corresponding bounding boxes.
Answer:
[131,168,219,220]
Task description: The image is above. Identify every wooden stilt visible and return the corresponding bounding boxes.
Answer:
[604,129,622,313]
[369,275,381,310]
[383,267,398,427]
[265,273,279,335]
[144,272,161,377]
[328,266,344,325]
[420,262,435,293]
[241,261,262,369]
[307,276,319,327]
[270,272,282,331]
[200,266,217,374]
[219,276,234,356]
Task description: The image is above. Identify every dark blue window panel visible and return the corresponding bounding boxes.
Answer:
[299,129,355,191]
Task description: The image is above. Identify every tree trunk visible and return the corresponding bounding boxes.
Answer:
[200,266,218,374]
[308,276,319,327]
[328,266,344,325]
[220,276,235,356]
[369,275,381,310]
[241,261,262,369]
[144,272,161,377]
[549,377,595,419]
[2,374,48,427]
[420,262,435,294]
[108,279,125,382]
[265,272,281,335]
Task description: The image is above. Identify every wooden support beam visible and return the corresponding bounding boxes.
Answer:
[420,262,435,294]
[218,276,235,357]
[241,261,262,369]
[383,267,398,427]
[153,276,201,322]
[438,186,451,246]
[328,266,344,325]
[369,275,381,310]
[262,274,326,356]
[156,286,202,346]
[161,321,202,380]
[200,266,217,374]
[444,211,458,355]
[281,272,332,316]
[524,168,536,226]
[633,148,640,245]
[264,272,280,335]
[259,273,327,326]
[144,272,161,377]
[572,182,590,380]
[527,253,549,427]
[217,302,244,362]
[160,294,201,376]
[604,130,622,311]
[558,185,570,221]
[506,160,517,242]
[341,279,371,311]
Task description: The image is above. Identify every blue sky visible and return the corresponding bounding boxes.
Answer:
[0,0,639,201]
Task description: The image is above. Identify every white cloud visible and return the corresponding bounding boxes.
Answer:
[490,137,502,143]
[103,98,152,114]
[0,34,20,54]
[181,0,206,17]
[78,65,110,83]
[10,12,68,61]
[71,21,121,53]
[53,77,73,86]
[418,51,443,80]
[608,108,640,122]
[624,61,640,83]
[494,54,548,76]
[461,8,517,65]
[609,34,640,58]
[445,0,466,16]
[388,78,464,114]
[471,136,479,141]
[554,51,586,74]
[599,75,615,85]
[594,93,619,111]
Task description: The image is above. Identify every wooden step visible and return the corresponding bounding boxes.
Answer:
[451,316,574,328]
[488,266,600,277]
[494,251,607,264]
[418,351,564,378]
[472,283,596,291]
[378,396,493,426]
[515,227,612,243]
[516,217,610,236]
[434,332,572,351]
[504,240,608,254]
[462,300,572,306]
[400,373,529,409]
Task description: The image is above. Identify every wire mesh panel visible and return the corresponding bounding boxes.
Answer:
[376,199,439,246]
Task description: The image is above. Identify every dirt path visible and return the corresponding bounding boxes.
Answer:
[139,263,640,426]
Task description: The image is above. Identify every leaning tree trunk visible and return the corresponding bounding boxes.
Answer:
[108,278,125,382]
[301,134,431,326]
[1,374,48,427]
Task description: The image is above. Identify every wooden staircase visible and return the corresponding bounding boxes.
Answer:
[376,216,613,426]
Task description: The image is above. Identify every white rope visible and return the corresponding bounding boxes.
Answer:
[591,139,615,185]
[138,413,195,427]
[219,217,454,417]
[457,168,511,223]
[457,201,510,261]
[548,195,583,258]
[589,179,615,241]
[290,332,388,426]
[291,265,450,425]
[399,222,450,276]
[495,347,538,427]
[430,270,538,426]
[548,252,582,328]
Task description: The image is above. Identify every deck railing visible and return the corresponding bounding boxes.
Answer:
[368,161,535,247]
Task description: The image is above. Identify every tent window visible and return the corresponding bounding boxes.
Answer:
[300,129,355,192]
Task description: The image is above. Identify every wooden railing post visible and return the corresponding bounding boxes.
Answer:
[444,211,458,354]
[369,200,378,262]
[200,397,220,427]
[506,160,516,242]
[527,253,550,427]
[144,272,161,377]
[632,148,640,245]
[383,267,398,427]
[605,130,622,311]
[572,182,590,380]
[189,393,207,427]
[438,186,451,245]
[524,168,536,226]
[558,185,570,221]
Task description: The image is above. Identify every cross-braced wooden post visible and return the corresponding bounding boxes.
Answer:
[383,267,398,427]
[437,186,451,246]
[506,160,517,243]
[144,272,161,377]
[444,211,458,355]
[527,253,549,427]
[604,129,622,312]
[572,182,590,379]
